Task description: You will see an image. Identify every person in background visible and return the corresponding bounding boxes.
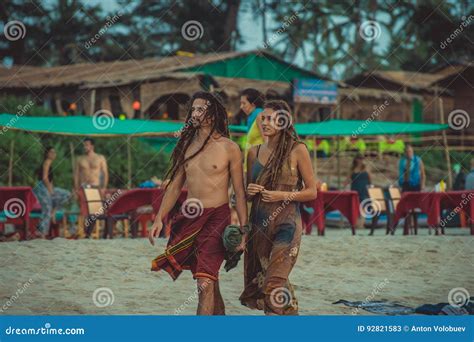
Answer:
[344,154,372,228]
[74,138,109,236]
[74,138,109,196]
[452,163,466,191]
[398,144,425,192]
[240,88,265,147]
[465,158,474,190]
[33,147,71,238]
[398,144,425,232]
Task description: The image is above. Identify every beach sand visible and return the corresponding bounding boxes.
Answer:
[0,228,472,315]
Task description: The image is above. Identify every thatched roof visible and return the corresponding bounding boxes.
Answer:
[339,87,422,102]
[0,52,232,89]
[346,70,446,91]
[430,61,474,85]
[213,76,289,97]
[0,50,323,90]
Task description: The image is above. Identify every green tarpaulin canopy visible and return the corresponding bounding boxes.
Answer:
[227,119,448,136]
[0,114,448,137]
[0,114,244,136]
[294,119,448,136]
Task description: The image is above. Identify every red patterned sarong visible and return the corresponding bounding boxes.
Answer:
[151,203,230,281]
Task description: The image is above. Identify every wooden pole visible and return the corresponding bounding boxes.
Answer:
[8,140,14,186]
[127,139,132,189]
[336,95,341,189]
[90,89,96,115]
[69,142,75,170]
[337,137,341,189]
[438,97,452,189]
[312,136,318,178]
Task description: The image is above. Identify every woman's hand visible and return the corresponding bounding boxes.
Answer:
[148,220,163,246]
[247,183,264,196]
[261,190,286,202]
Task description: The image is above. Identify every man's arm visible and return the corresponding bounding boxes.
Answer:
[156,170,186,220]
[229,142,248,228]
[149,169,186,245]
[101,155,109,189]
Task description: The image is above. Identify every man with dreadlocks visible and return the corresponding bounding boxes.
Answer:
[149,92,248,315]
[239,100,317,315]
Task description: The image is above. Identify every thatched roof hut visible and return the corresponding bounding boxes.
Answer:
[0,50,322,120]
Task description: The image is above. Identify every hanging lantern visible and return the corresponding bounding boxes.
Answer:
[119,114,127,120]
[69,102,77,111]
[132,101,141,110]
[163,112,169,119]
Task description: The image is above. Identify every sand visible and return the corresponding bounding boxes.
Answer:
[0,228,472,315]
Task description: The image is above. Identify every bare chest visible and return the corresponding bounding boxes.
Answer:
[184,143,229,176]
[79,156,101,170]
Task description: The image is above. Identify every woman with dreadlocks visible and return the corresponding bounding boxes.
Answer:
[239,100,317,315]
[149,92,248,315]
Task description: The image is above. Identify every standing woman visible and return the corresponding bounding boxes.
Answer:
[344,154,372,228]
[33,147,71,237]
[240,100,317,315]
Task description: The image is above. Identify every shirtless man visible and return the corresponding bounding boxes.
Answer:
[74,138,109,194]
[74,138,109,236]
[149,92,247,315]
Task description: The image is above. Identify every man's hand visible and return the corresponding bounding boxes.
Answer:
[235,232,247,252]
[247,183,264,196]
[261,190,286,202]
[148,220,163,246]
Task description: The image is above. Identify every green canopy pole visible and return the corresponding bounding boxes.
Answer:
[312,136,317,178]
[337,137,341,189]
[438,97,452,189]
[69,142,75,173]
[336,95,341,189]
[8,140,14,186]
[127,139,132,189]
